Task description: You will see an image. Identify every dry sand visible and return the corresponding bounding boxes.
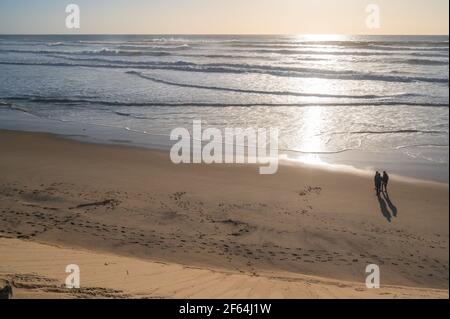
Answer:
[0,129,448,298]
[1,238,447,299]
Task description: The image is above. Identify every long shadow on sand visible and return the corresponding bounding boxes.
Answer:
[377,194,392,222]
[383,191,398,218]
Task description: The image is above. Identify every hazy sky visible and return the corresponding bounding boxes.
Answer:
[0,0,448,35]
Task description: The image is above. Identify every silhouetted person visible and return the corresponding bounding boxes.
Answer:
[382,171,389,193]
[374,171,382,196]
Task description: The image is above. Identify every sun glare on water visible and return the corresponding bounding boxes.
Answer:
[287,37,349,166]
[297,34,350,42]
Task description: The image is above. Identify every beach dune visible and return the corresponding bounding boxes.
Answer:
[0,129,448,298]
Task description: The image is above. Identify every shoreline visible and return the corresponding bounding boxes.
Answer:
[1,125,448,187]
[0,107,448,184]
[0,128,448,298]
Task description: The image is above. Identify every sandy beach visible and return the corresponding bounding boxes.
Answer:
[0,129,448,298]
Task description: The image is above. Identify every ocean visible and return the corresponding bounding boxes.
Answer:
[0,34,448,181]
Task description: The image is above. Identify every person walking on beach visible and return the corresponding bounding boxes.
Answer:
[374,171,382,196]
[382,171,389,193]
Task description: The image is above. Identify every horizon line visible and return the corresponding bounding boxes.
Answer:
[0,33,449,36]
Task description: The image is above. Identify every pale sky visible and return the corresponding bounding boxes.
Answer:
[0,0,448,35]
